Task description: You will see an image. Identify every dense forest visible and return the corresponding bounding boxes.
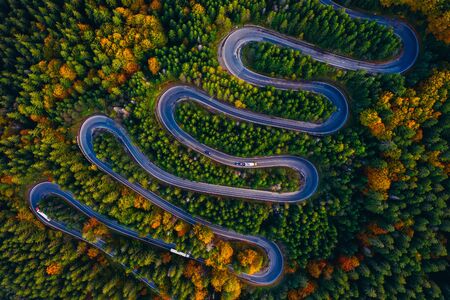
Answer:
[0,0,448,299]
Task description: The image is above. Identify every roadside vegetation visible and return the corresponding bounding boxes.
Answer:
[0,0,448,299]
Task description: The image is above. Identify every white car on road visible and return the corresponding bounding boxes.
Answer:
[36,207,51,222]
[235,162,257,167]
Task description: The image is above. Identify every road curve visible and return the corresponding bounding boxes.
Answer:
[320,0,419,74]
[28,180,283,286]
[29,0,418,294]
[28,182,161,293]
[221,2,419,78]
[83,113,318,204]
[77,115,284,285]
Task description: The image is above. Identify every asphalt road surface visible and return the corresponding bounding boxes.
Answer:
[28,0,418,294]
[28,182,161,293]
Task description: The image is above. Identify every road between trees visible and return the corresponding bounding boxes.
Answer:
[28,0,418,294]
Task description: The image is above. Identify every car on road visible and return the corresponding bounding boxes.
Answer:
[234,162,257,167]
[170,248,190,258]
[36,207,51,222]
[204,150,210,155]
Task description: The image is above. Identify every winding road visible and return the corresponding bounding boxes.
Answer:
[28,0,419,296]
[28,182,162,293]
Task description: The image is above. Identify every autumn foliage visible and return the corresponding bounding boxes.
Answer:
[184,261,203,284]
[87,247,100,259]
[237,249,263,274]
[150,0,162,11]
[52,84,68,99]
[428,11,450,44]
[162,252,172,264]
[368,223,389,235]
[1,0,448,298]
[307,259,327,278]
[46,262,62,275]
[194,290,207,300]
[191,2,205,15]
[82,218,110,241]
[174,221,190,237]
[367,167,391,192]
[287,281,316,300]
[361,71,450,142]
[193,224,214,244]
[149,211,162,229]
[360,108,386,138]
[133,195,151,211]
[338,255,360,272]
[205,240,233,270]
[380,0,450,43]
[93,6,167,92]
[361,70,449,204]
[211,270,241,300]
[184,261,206,296]
[59,63,77,80]
[148,57,161,75]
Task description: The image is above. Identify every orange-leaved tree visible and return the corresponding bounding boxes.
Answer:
[193,224,214,244]
[46,262,62,275]
[338,255,360,272]
[237,248,263,274]
[148,57,161,75]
